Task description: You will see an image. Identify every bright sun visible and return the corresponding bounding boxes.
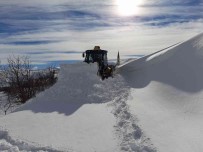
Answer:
[116,0,143,16]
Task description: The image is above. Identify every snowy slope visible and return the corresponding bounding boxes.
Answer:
[0,63,154,152]
[119,33,203,152]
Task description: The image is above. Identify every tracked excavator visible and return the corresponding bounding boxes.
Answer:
[82,46,117,80]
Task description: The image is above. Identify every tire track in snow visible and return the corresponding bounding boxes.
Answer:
[109,75,156,152]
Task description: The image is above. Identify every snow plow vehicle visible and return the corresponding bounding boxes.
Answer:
[82,46,116,80]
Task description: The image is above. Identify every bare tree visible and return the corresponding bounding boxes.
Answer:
[0,55,58,115]
[0,56,32,114]
[0,91,20,115]
[5,56,33,103]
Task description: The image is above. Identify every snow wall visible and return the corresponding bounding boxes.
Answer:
[118,33,203,152]
[119,33,203,93]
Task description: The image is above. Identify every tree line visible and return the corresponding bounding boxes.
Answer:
[0,56,58,115]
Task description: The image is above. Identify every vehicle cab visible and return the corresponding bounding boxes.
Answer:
[83,46,108,66]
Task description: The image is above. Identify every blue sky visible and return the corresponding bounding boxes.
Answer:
[0,0,202,67]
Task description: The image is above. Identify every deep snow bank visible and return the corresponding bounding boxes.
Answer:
[119,33,203,152]
[0,63,154,152]
[120,33,203,92]
[0,63,120,152]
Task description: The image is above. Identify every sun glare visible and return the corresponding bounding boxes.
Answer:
[116,0,143,16]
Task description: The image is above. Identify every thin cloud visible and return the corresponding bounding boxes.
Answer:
[0,0,202,65]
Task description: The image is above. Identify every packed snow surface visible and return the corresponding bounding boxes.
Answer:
[1,33,203,152]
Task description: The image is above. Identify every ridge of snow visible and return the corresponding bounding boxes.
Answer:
[118,32,203,152]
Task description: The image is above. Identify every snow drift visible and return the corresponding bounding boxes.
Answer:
[120,33,203,92]
[119,33,203,152]
[1,33,203,152]
[0,63,153,152]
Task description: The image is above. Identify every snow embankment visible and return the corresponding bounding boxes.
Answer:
[119,33,203,152]
[0,63,154,152]
[0,64,117,152]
